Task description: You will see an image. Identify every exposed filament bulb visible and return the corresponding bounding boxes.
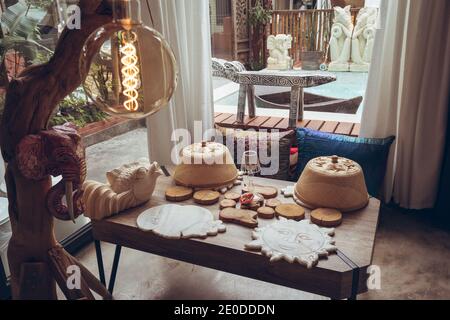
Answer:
[120,31,140,111]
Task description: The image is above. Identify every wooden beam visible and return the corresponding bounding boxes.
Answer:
[351,123,361,137]
[306,120,325,131]
[320,121,339,133]
[335,122,355,136]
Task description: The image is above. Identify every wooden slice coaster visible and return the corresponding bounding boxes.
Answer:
[275,204,305,221]
[242,185,278,199]
[310,208,343,227]
[224,191,241,202]
[219,208,258,228]
[266,199,282,209]
[257,206,275,219]
[165,186,194,202]
[220,199,237,210]
[193,190,221,205]
[241,201,261,211]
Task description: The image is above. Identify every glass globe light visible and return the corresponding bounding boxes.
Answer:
[80,0,178,119]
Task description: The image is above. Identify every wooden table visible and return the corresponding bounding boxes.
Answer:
[211,59,336,128]
[92,168,380,300]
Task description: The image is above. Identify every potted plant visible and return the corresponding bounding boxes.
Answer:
[249,0,272,71]
[49,86,109,129]
[300,8,324,70]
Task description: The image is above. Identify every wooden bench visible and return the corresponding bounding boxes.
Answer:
[215,112,361,137]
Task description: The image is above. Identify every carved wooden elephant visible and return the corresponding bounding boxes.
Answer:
[16,123,86,221]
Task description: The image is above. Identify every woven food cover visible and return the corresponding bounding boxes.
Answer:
[173,142,238,189]
[295,155,369,212]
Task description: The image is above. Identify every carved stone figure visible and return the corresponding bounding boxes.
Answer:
[16,123,86,222]
[267,34,293,70]
[212,58,246,83]
[83,159,163,220]
[350,7,378,72]
[328,5,353,72]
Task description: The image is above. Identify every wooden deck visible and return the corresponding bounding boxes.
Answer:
[215,112,360,137]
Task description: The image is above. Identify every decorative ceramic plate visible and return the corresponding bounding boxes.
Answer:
[245,218,337,268]
[137,204,226,239]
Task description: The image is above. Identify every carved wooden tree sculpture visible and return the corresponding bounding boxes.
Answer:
[0,0,114,300]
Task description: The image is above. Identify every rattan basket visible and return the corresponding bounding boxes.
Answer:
[294,155,369,212]
[173,142,238,189]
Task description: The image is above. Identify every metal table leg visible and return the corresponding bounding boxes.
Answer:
[336,249,360,300]
[247,84,256,118]
[94,240,106,286]
[108,245,122,294]
[237,84,248,123]
[289,86,303,128]
[298,88,305,122]
[348,267,360,300]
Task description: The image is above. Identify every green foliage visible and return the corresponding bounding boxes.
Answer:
[49,89,109,128]
[1,1,42,40]
[0,1,109,129]
[250,60,266,71]
[249,0,272,27]
[249,0,272,71]
[25,0,54,9]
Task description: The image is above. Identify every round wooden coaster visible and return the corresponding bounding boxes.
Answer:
[257,206,275,219]
[219,208,258,228]
[310,208,343,227]
[193,190,221,205]
[241,201,261,211]
[220,199,237,210]
[275,204,305,221]
[224,191,241,202]
[165,186,194,202]
[242,185,278,199]
[266,199,282,209]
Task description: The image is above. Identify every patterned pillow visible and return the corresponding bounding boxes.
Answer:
[215,126,295,181]
[294,128,395,196]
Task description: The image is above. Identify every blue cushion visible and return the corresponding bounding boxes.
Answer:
[294,128,395,197]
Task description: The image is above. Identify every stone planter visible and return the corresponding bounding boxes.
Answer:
[301,51,324,70]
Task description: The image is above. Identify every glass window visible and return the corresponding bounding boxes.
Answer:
[211,0,381,125]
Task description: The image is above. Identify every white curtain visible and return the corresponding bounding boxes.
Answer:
[143,0,214,165]
[360,0,450,209]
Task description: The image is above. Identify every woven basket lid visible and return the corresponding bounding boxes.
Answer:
[173,142,238,189]
[295,155,369,212]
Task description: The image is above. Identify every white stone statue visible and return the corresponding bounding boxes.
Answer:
[328,5,353,72]
[350,7,378,72]
[267,34,293,70]
[83,159,163,220]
